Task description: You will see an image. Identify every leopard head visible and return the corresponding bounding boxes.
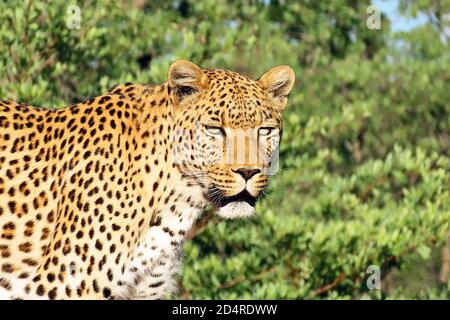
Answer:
[168,60,295,219]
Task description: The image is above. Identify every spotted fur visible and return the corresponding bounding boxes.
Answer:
[0,60,295,299]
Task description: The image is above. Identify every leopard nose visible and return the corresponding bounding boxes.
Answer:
[233,167,261,181]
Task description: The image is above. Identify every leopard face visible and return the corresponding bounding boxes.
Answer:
[167,61,295,218]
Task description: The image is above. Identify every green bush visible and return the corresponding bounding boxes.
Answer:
[0,0,448,299]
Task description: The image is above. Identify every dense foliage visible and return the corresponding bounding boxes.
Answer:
[0,0,448,299]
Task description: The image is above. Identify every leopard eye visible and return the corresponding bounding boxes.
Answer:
[205,126,225,137]
[258,127,275,137]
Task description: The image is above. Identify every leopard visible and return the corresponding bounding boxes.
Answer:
[0,60,295,299]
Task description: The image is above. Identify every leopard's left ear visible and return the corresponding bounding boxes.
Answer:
[168,60,208,105]
[258,66,295,111]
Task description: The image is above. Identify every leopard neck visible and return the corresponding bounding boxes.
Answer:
[133,83,207,243]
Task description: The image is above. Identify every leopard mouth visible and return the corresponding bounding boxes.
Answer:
[213,190,257,219]
[217,190,256,208]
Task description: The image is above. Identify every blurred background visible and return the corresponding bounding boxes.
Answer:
[0,0,449,299]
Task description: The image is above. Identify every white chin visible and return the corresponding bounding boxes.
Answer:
[217,201,256,219]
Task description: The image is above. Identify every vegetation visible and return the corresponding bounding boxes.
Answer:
[0,0,449,299]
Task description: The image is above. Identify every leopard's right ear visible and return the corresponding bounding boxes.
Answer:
[168,60,208,105]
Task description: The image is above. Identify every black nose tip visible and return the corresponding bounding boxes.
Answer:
[234,167,261,181]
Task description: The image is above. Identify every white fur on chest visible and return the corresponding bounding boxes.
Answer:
[119,200,203,299]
